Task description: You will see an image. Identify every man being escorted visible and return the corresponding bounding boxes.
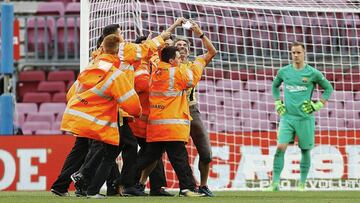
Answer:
[269,42,333,191]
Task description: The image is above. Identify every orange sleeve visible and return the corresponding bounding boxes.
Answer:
[66,81,77,102]
[179,57,206,90]
[119,36,165,64]
[134,72,150,94]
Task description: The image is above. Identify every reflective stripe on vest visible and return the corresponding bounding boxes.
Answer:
[90,68,124,100]
[120,63,134,71]
[118,43,125,61]
[186,68,193,88]
[91,88,112,100]
[169,67,175,91]
[150,90,184,97]
[65,108,118,128]
[148,119,190,125]
[100,68,124,92]
[135,69,149,77]
[135,44,142,61]
[152,38,161,47]
[117,89,137,103]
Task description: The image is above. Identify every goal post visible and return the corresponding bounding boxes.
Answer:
[81,0,360,190]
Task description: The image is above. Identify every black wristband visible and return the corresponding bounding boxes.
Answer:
[199,33,205,38]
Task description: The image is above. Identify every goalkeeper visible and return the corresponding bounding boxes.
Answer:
[269,41,333,191]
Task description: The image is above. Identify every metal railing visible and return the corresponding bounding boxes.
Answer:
[18,14,80,69]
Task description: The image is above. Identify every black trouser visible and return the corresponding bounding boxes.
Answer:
[136,137,167,191]
[51,137,90,193]
[137,141,196,191]
[115,118,138,188]
[79,140,104,179]
[86,142,120,195]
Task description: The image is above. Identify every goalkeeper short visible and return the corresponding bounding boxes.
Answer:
[277,117,315,150]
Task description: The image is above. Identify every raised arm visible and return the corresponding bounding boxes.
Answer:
[189,20,217,65]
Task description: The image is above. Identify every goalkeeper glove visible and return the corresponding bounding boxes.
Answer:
[275,100,285,116]
[302,100,324,114]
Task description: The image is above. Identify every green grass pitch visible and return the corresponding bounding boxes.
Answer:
[1,191,359,203]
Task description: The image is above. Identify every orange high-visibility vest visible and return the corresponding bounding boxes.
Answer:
[146,57,206,142]
[118,36,165,119]
[61,54,142,146]
[128,60,151,138]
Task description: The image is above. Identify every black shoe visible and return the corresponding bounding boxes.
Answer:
[150,187,174,196]
[123,186,148,196]
[198,185,214,197]
[135,183,146,192]
[51,188,69,197]
[71,172,87,197]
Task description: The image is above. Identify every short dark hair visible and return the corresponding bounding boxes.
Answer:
[102,24,120,37]
[291,41,305,50]
[161,46,178,63]
[96,35,104,49]
[134,36,147,44]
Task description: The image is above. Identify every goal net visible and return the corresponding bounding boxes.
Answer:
[82,0,360,190]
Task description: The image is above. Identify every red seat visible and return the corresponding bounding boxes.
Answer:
[39,102,66,116]
[22,121,51,135]
[26,17,55,56]
[17,70,46,101]
[255,69,277,80]
[324,68,344,81]
[16,103,38,116]
[277,16,305,51]
[23,92,51,103]
[52,92,67,103]
[47,70,75,83]
[52,121,62,131]
[37,81,66,93]
[36,2,64,16]
[56,17,80,57]
[65,2,80,15]
[18,70,46,82]
[26,112,55,124]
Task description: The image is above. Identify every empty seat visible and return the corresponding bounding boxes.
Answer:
[26,17,55,56]
[39,103,66,115]
[328,91,354,101]
[52,92,67,102]
[347,120,360,129]
[52,121,62,131]
[216,79,243,92]
[56,17,80,57]
[16,103,38,115]
[37,81,66,93]
[56,113,64,122]
[23,92,51,103]
[65,2,80,15]
[36,2,64,16]
[17,70,46,101]
[47,70,75,83]
[318,119,346,131]
[244,80,272,92]
[197,80,215,93]
[243,120,272,131]
[355,92,360,101]
[277,16,306,51]
[22,121,51,135]
[255,69,277,80]
[18,70,46,82]
[26,112,55,124]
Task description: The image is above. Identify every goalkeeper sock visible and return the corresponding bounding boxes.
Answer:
[272,149,285,184]
[300,149,311,184]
